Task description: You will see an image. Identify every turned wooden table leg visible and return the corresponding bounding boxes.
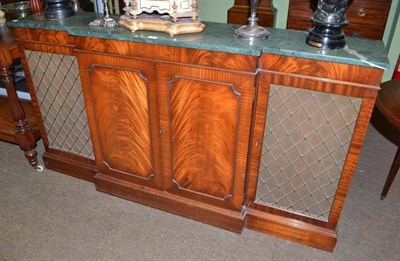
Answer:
[381,147,400,200]
[0,43,41,170]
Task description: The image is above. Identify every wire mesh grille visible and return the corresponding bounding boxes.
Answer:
[255,84,362,221]
[25,50,94,159]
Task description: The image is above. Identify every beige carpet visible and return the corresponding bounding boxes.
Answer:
[0,124,399,260]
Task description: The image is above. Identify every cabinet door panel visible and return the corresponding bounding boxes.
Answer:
[78,53,163,188]
[170,77,239,199]
[89,66,152,177]
[158,64,255,210]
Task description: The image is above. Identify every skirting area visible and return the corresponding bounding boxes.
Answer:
[0,124,399,260]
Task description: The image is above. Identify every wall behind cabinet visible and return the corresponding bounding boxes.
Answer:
[200,0,399,82]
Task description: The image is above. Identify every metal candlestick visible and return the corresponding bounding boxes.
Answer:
[89,0,118,27]
[234,0,269,40]
[306,0,350,49]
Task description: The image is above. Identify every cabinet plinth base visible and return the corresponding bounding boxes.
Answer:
[94,172,245,233]
[245,208,337,252]
[43,152,97,182]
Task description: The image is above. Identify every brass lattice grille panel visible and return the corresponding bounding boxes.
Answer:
[256,84,362,221]
[25,50,94,159]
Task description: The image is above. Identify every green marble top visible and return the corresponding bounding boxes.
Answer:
[7,12,389,70]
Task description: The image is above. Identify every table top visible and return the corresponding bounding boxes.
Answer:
[376,79,400,130]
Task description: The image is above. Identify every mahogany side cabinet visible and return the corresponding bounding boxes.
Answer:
[9,13,388,252]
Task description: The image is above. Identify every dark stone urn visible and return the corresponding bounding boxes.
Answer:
[43,0,75,20]
[306,0,350,49]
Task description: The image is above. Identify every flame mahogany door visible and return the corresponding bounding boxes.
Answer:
[77,52,164,189]
[156,62,256,211]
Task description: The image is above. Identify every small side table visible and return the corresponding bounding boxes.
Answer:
[0,26,42,170]
[374,79,400,199]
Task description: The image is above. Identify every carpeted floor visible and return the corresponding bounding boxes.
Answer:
[0,124,399,260]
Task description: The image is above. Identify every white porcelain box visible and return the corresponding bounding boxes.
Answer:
[129,0,197,19]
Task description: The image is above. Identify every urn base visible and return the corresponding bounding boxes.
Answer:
[306,25,346,49]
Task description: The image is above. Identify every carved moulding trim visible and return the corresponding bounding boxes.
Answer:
[102,160,156,181]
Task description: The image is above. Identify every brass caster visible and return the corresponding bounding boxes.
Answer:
[35,165,44,172]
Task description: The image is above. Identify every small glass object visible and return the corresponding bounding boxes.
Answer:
[89,0,118,27]
[234,0,269,40]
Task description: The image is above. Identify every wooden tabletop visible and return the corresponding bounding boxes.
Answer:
[375,79,400,130]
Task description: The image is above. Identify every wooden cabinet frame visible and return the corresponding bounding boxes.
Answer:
[13,28,97,181]
[11,26,385,251]
[244,54,383,251]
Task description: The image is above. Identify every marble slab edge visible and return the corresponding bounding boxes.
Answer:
[6,13,389,70]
